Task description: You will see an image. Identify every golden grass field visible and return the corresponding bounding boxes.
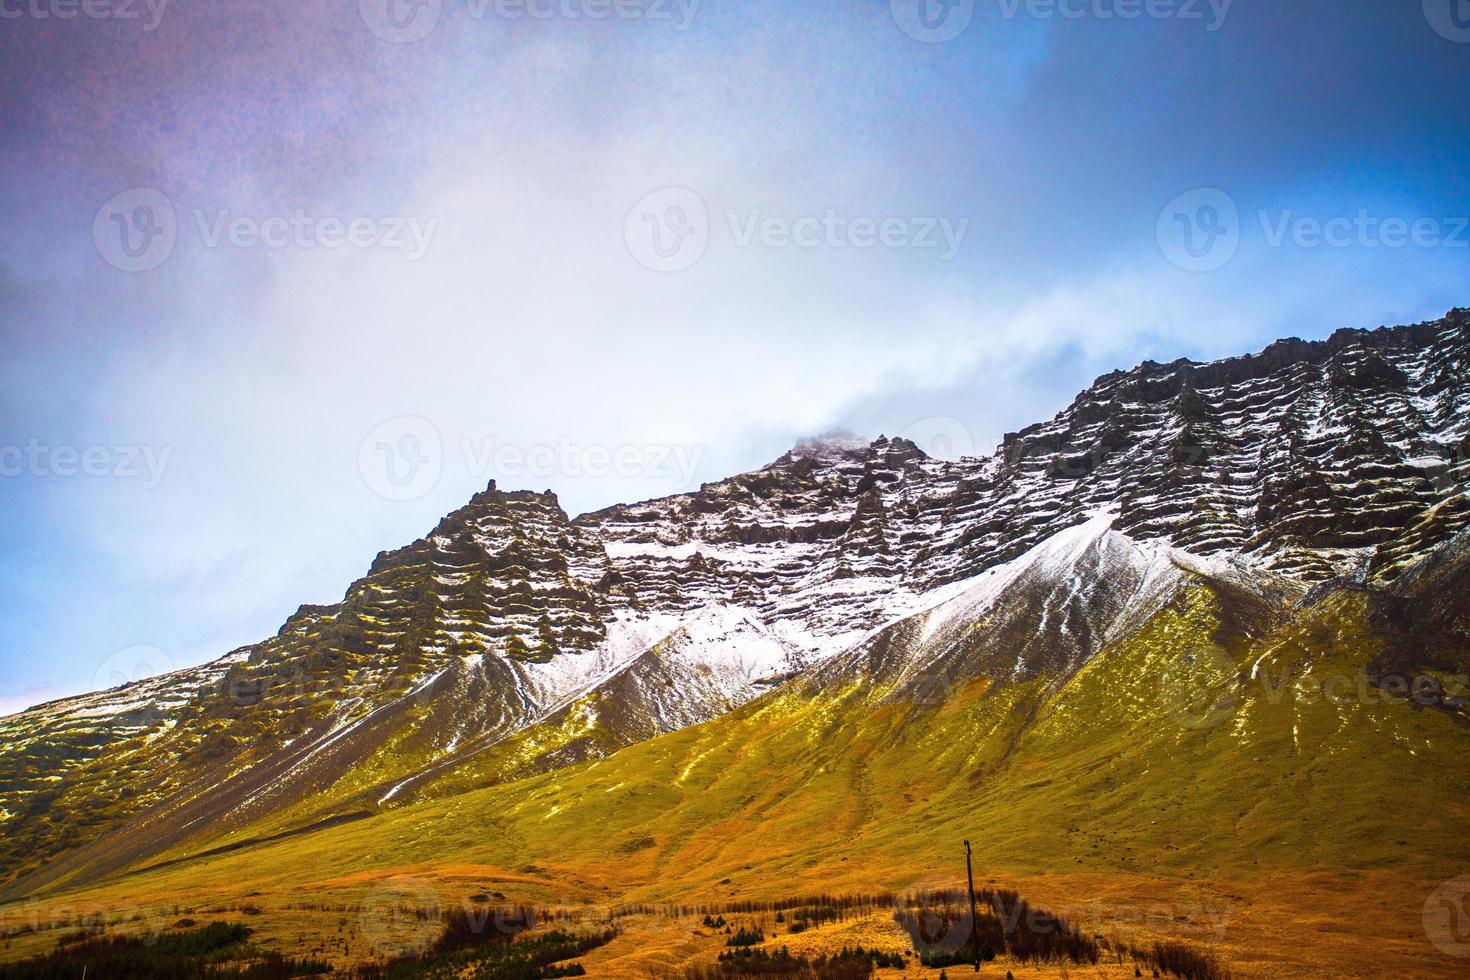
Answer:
[2,851,1466,977]
[3,586,1468,976]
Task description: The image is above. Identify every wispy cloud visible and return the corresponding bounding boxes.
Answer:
[2,0,1467,704]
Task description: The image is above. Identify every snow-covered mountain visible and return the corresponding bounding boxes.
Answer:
[2,309,1468,897]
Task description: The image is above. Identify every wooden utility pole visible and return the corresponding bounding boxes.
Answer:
[964,839,980,972]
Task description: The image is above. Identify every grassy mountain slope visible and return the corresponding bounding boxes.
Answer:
[6,532,1467,976]
[5,313,1468,909]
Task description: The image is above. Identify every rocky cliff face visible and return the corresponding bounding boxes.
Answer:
[2,309,1467,896]
[591,309,1468,625]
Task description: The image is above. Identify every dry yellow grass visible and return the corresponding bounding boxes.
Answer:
[3,867,1461,977]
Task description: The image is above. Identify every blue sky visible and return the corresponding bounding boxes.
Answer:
[1,0,1468,712]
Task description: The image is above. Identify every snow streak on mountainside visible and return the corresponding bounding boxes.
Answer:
[0,653,247,826]
[2,310,1468,896]
[805,509,1285,699]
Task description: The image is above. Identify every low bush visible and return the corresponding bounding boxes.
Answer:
[1129,940,1230,980]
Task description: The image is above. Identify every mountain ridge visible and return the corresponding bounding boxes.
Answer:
[2,308,1467,905]
[6,512,1467,975]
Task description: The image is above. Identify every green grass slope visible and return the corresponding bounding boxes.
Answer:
[6,555,1468,978]
[26,571,1468,908]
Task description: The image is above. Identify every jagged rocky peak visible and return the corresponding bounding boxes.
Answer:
[920,311,1470,585]
[3,311,1468,900]
[574,312,1470,650]
[247,479,617,705]
[573,428,964,656]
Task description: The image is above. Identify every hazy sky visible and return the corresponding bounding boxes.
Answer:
[2,0,1468,713]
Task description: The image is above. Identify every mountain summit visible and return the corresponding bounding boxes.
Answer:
[2,310,1467,905]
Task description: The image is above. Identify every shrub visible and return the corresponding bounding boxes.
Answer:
[0,921,256,980]
[1129,940,1230,980]
[893,888,1098,967]
[726,926,765,948]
